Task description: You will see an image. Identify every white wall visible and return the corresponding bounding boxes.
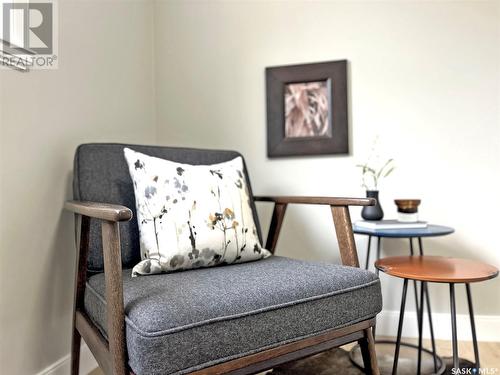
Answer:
[153,0,500,321]
[0,1,156,374]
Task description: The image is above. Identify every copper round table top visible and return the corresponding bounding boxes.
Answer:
[375,256,499,283]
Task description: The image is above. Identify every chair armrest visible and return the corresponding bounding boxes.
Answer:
[254,196,375,207]
[67,200,129,373]
[256,195,372,267]
[65,200,133,222]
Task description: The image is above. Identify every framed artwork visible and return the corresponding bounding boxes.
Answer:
[266,60,348,157]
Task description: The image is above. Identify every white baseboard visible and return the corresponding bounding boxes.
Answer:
[376,310,500,342]
[36,343,98,375]
[35,311,500,375]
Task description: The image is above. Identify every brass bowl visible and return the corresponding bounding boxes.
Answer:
[394,199,421,213]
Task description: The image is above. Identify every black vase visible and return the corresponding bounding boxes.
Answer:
[361,190,384,221]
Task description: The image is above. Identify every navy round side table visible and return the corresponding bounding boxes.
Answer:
[350,224,454,374]
[353,224,455,271]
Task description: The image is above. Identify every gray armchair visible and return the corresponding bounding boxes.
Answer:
[66,143,382,375]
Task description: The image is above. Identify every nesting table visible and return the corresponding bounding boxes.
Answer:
[376,256,498,374]
[351,224,498,374]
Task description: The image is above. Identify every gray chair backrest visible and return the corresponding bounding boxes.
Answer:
[73,143,263,273]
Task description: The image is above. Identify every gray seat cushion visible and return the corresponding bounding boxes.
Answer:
[84,256,382,375]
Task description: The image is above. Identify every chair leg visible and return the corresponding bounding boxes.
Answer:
[71,327,81,375]
[359,327,380,375]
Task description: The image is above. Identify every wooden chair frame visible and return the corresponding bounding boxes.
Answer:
[65,196,379,375]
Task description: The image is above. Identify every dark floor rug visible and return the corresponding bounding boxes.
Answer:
[267,348,476,375]
[268,348,364,375]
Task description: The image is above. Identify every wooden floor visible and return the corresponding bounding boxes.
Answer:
[87,337,500,375]
[344,336,500,369]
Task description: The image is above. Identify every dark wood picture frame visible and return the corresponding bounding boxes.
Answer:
[266,60,348,157]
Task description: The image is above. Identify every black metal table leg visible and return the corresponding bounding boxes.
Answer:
[409,238,421,325]
[424,282,438,373]
[372,237,379,359]
[376,237,381,275]
[466,283,480,370]
[418,237,438,373]
[417,281,425,374]
[393,278,409,375]
[365,235,372,270]
[450,283,459,369]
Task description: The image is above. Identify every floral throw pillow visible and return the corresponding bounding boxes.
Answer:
[124,148,271,276]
